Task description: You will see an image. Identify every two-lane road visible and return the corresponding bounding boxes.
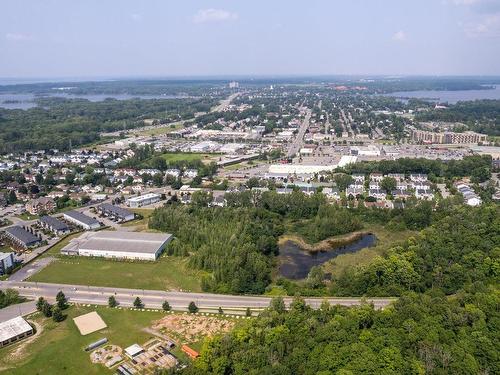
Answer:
[0,281,394,311]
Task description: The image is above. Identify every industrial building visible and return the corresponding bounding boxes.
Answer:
[0,316,34,348]
[97,203,135,222]
[126,193,161,208]
[63,211,101,230]
[3,226,41,249]
[61,230,173,261]
[39,216,70,236]
[0,252,14,275]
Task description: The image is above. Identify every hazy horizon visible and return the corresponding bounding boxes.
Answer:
[2,0,500,78]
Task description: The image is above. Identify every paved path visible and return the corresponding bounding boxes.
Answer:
[0,301,37,321]
[8,257,55,282]
[0,281,394,311]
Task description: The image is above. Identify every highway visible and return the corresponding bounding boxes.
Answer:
[0,281,394,311]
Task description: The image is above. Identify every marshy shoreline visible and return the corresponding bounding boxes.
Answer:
[278,231,374,253]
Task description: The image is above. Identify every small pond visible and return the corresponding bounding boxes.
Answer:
[278,233,377,280]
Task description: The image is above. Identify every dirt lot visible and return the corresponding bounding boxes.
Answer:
[152,314,235,343]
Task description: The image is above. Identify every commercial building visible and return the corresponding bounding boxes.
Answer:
[3,226,41,249]
[126,193,161,208]
[39,216,70,236]
[0,316,34,348]
[97,203,135,223]
[350,145,380,157]
[0,252,14,275]
[411,129,487,144]
[61,230,173,261]
[25,197,55,215]
[63,211,101,230]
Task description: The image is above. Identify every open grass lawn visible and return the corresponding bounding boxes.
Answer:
[0,305,165,374]
[322,224,417,278]
[138,121,184,136]
[158,152,217,164]
[15,212,39,221]
[120,208,155,231]
[28,255,207,292]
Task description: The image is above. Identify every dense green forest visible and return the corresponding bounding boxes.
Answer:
[178,204,499,375]
[0,97,216,153]
[415,100,500,136]
[149,190,461,294]
[185,288,498,375]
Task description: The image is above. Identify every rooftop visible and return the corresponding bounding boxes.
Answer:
[64,210,100,226]
[62,230,173,255]
[4,226,40,245]
[97,203,133,218]
[0,316,32,342]
[40,216,69,231]
[127,193,161,202]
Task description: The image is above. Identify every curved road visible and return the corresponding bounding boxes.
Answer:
[0,281,394,312]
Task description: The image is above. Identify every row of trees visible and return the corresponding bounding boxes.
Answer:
[36,291,68,322]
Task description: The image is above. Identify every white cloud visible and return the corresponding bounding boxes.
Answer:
[392,30,407,41]
[5,33,34,41]
[464,13,500,37]
[193,8,238,24]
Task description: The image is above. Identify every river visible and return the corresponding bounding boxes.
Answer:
[383,84,500,104]
[278,233,377,280]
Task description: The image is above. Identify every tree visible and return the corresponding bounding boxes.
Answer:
[52,306,65,322]
[108,295,118,308]
[306,266,325,289]
[269,297,286,314]
[188,301,198,314]
[334,174,354,191]
[36,296,46,312]
[7,190,16,204]
[246,177,260,189]
[191,191,213,208]
[133,297,144,309]
[380,177,397,193]
[162,301,171,312]
[56,291,68,310]
[41,300,53,317]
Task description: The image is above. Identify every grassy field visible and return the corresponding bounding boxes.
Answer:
[138,121,185,136]
[120,208,155,231]
[15,212,39,221]
[29,254,207,292]
[158,152,216,164]
[322,224,417,278]
[0,305,166,374]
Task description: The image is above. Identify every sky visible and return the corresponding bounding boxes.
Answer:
[1,0,500,78]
